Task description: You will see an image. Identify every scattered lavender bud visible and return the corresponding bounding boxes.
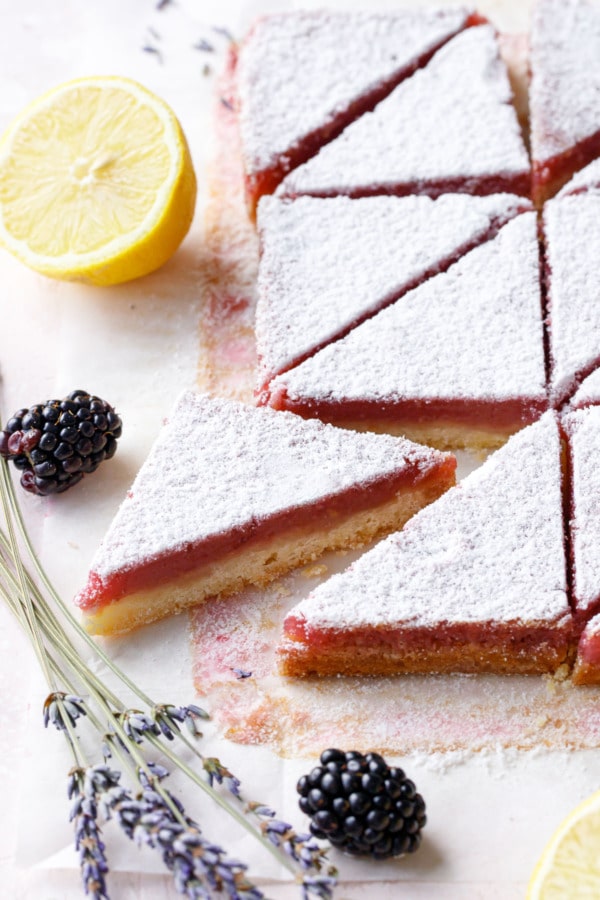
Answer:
[193,38,215,52]
[142,44,163,63]
[212,24,235,42]
[232,668,252,679]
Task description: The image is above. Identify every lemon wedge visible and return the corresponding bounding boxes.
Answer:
[527,790,600,898]
[0,76,197,285]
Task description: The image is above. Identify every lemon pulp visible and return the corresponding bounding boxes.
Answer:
[0,76,197,285]
[527,790,600,899]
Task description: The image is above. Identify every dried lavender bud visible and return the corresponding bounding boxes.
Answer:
[68,766,120,900]
[203,758,241,798]
[120,710,160,744]
[43,693,87,731]
[152,703,208,740]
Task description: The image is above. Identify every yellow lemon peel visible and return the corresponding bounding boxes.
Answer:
[0,76,197,285]
[527,789,600,899]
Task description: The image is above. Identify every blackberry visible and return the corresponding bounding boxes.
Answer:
[0,389,122,496]
[297,749,426,860]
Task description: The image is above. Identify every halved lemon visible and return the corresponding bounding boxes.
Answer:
[0,76,197,285]
[527,790,600,898]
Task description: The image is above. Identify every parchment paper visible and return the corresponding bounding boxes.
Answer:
[3,0,600,897]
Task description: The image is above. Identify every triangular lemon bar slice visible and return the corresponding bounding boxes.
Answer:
[76,392,455,635]
[277,26,530,201]
[236,7,475,210]
[279,413,572,677]
[543,193,600,405]
[264,213,547,451]
[563,407,600,627]
[564,407,600,685]
[530,0,600,204]
[255,193,529,391]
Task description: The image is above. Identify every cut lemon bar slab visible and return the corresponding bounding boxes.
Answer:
[76,392,455,636]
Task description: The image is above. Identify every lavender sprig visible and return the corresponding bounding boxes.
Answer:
[68,765,119,900]
[118,782,262,900]
[203,764,337,898]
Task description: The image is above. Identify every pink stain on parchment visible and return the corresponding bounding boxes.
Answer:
[190,55,600,758]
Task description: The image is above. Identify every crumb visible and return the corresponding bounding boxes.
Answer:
[302,564,328,578]
[553,664,570,683]
[534,714,549,728]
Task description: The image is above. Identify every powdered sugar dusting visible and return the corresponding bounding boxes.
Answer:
[571,368,600,408]
[256,193,529,384]
[191,570,600,755]
[237,8,471,177]
[563,407,600,616]
[287,413,568,631]
[198,59,259,403]
[557,157,600,197]
[272,213,546,406]
[544,195,600,404]
[278,25,529,197]
[87,391,449,580]
[203,669,600,755]
[530,0,600,164]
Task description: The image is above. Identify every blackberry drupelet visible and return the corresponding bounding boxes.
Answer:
[0,389,122,496]
[297,749,426,860]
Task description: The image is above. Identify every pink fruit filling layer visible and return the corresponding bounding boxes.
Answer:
[77,458,455,613]
[265,393,547,434]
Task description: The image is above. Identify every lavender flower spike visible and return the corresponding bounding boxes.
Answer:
[43,692,87,731]
[107,778,266,899]
[68,765,117,900]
